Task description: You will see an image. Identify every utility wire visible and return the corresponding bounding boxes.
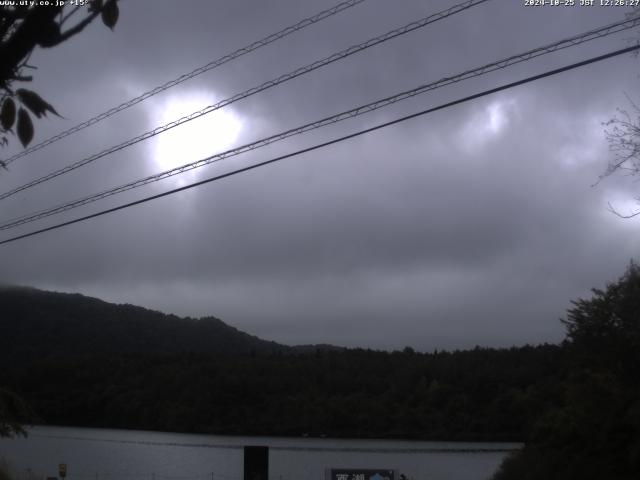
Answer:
[1,14,638,231]
[0,0,368,166]
[0,44,637,247]
[0,0,491,201]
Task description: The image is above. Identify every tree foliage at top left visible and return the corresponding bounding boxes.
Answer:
[0,0,119,152]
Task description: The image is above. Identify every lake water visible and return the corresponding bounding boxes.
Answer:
[0,426,519,480]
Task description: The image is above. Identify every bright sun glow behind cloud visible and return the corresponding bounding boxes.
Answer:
[487,102,508,134]
[457,98,515,153]
[150,92,243,175]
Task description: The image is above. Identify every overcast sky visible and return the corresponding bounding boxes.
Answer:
[1,0,639,351]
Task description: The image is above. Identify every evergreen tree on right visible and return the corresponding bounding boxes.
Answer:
[493,262,640,480]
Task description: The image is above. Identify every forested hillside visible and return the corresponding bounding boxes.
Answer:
[0,285,565,440]
[0,286,288,361]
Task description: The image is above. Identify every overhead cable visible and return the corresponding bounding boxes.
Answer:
[0,44,637,246]
[0,0,369,166]
[0,0,491,200]
[1,14,638,231]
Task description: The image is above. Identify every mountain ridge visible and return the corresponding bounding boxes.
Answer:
[0,285,303,361]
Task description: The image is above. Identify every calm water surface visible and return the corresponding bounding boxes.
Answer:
[0,426,519,480]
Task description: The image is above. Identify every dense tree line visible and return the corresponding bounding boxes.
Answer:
[1,345,564,441]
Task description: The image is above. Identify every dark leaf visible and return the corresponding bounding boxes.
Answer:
[17,108,34,148]
[16,89,60,119]
[36,20,61,47]
[1,98,16,131]
[89,0,103,13]
[101,0,119,30]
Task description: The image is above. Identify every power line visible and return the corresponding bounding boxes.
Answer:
[1,44,637,247]
[0,0,491,201]
[0,0,368,166]
[1,14,638,231]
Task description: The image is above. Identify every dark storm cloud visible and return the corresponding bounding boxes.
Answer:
[0,0,638,350]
